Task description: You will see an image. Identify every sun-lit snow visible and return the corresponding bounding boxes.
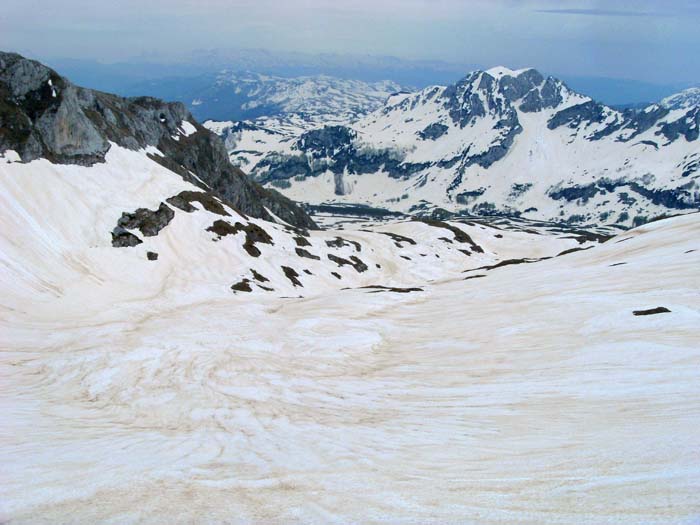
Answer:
[486,65,532,77]
[661,87,700,110]
[179,120,197,137]
[1,141,699,523]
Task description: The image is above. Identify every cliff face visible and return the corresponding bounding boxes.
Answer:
[0,51,316,229]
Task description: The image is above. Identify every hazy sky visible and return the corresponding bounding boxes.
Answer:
[1,0,699,83]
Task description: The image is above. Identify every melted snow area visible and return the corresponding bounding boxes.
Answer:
[1,146,699,524]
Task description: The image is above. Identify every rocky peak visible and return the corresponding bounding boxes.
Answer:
[439,67,578,132]
[0,51,317,229]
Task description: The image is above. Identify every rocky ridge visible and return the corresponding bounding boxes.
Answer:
[0,51,316,229]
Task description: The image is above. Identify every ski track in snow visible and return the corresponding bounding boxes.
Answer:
[1,147,700,524]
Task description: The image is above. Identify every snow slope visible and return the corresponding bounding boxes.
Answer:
[0,143,595,309]
[1,140,700,523]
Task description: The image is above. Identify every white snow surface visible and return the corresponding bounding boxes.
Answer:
[178,120,197,137]
[1,145,700,524]
[486,65,533,77]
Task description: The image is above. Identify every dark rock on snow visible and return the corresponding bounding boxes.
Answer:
[206,219,274,257]
[231,279,253,293]
[111,227,142,248]
[281,266,302,287]
[633,307,671,316]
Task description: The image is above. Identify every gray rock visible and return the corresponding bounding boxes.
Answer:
[622,105,670,141]
[334,172,345,196]
[499,69,544,103]
[418,122,448,141]
[117,203,175,237]
[111,227,143,247]
[657,108,700,143]
[33,85,110,163]
[0,51,316,230]
[548,101,607,130]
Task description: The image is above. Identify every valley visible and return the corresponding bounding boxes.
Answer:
[1,50,699,524]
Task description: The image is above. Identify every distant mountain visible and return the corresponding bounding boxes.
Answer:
[199,73,407,174]
[662,87,700,110]
[39,50,696,113]
[1,51,600,302]
[185,71,404,122]
[212,66,700,228]
[186,48,472,87]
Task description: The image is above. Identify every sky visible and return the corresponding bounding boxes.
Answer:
[1,0,699,84]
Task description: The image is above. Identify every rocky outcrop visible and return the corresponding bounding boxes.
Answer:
[116,203,175,237]
[418,123,448,140]
[548,179,699,211]
[658,107,699,143]
[547,101,607,131]
[0,51,316,229]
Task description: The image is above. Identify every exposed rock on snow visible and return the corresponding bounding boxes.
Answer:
[633,306,672,316]
[115,202,175,238]
[0,51,316,229]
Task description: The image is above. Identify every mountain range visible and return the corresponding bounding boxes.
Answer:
[188,71,403,123]
[44,49,697,112]
[208,67,700,228]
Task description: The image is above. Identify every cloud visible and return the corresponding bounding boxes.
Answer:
[535,8,663,17]
[2,0,698,85]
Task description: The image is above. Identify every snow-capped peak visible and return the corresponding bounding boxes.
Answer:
[661,87,700,110]
[485,66,534,77]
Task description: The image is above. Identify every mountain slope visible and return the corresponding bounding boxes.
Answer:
[222,67,700,228]
[2,141,699,521]
[1,52,602,301]
[0,51,316,229]
[2,53,700,525]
